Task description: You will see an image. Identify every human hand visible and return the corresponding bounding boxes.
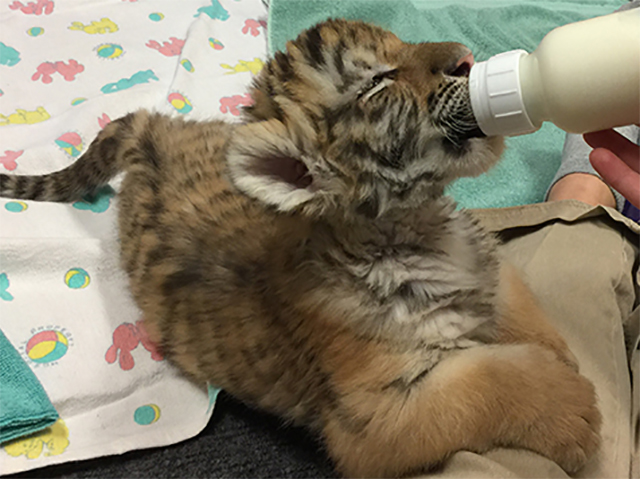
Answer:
[583,129,640,209]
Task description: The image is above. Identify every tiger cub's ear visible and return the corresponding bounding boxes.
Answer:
[227,119,319,213]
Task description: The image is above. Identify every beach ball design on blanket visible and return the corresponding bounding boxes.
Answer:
[209,38,224,50]
[96,43,124,60]
[26,330,69,363]
[168,92,192,114]
[27,27,44,37]
[134,404,161,425]
[5,200,28,212]
[180,59,194,72]
[65,268,90,289]
[55,132,83,158]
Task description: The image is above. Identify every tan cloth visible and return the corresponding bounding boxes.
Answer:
[421,200,639,479]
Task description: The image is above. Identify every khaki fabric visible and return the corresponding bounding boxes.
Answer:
[420,200,640,479]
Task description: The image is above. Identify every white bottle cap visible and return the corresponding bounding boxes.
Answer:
[468,49,539,137]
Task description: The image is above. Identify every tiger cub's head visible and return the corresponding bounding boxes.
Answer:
[228,19,504,219]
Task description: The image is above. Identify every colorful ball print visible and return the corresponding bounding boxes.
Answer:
[96,43,124,59]
[167,92,192,114]
[180,59,194,72]
[64,268,90,289]
[26,330,69,363]
[27,27,44,37]
[134,404,161,425]
[71,97,87,106]
[208,38,224,50]
[5,201,28,212]
[55,132,83,158]
[149,12,164,22]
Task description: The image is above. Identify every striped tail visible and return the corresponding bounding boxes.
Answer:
[0,113,135,202]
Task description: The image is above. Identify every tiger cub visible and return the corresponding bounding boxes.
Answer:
[0,19,600,478]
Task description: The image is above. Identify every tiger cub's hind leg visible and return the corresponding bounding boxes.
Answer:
[322,343,600,478]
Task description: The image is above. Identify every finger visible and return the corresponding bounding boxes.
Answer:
[590,148,640,209]
[583,129,640,173]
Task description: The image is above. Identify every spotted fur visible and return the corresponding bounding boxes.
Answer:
[0,19,599,478]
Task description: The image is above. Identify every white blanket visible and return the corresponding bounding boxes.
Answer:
[0,0,267,473]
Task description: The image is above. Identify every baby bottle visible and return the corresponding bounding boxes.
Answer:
[468,8,640,137]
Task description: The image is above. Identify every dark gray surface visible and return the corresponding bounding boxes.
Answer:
[10,392,336,479]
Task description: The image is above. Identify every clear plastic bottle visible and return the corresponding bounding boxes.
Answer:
[468,8,640,137]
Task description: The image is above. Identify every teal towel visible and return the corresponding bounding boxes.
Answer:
[0,329,58,444]
[267,0,625,209]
